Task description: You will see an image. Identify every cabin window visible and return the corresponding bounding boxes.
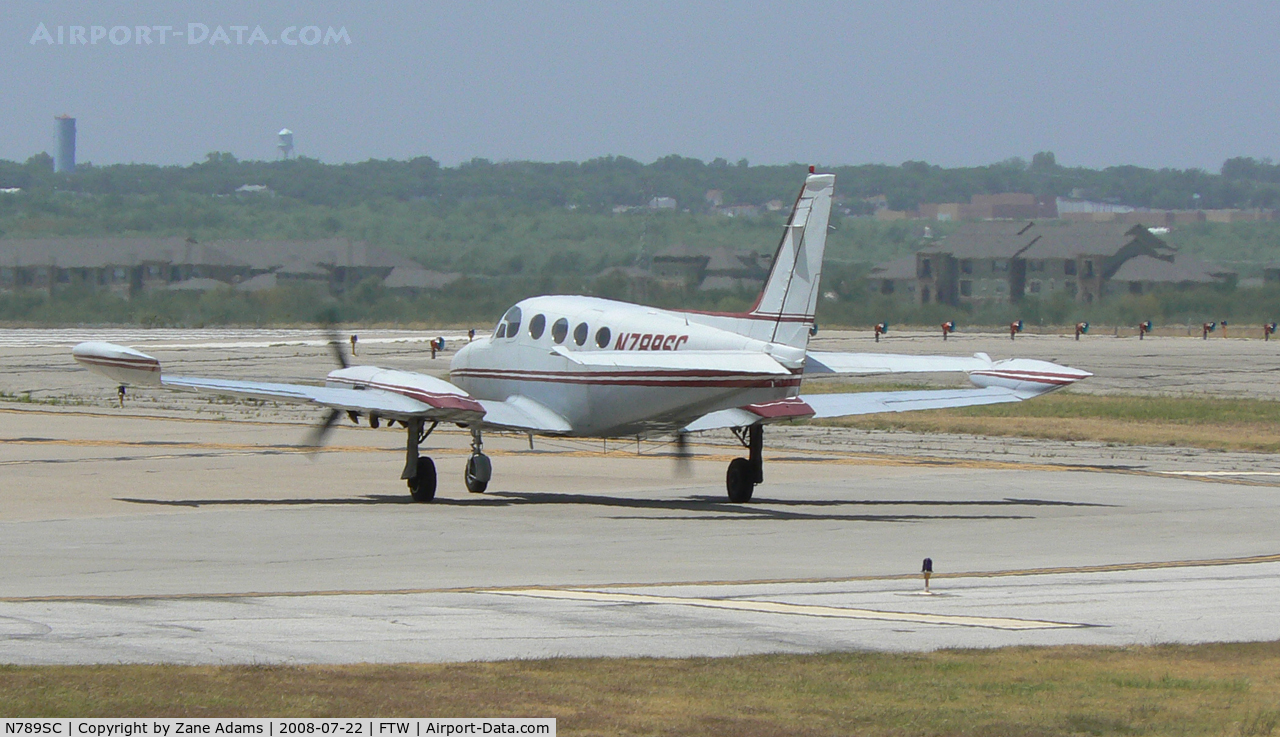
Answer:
[551,318,569,344]
[528,314,546,339]
[573,322,589,346]
[500,306,521,338]
[595,326,611,348]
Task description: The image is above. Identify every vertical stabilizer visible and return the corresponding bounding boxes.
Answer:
[677,172,834,349]
[749,172,834,347]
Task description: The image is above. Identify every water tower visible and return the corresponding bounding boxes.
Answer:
[277,128,294,159]
[55,115,76,173]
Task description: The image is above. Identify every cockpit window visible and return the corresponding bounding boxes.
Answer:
[494,323,506,339]
[573,322,589,346]
[595,326,611,348]
[551,318,569,344]
[528,314,546,339]
[500,306,521,339]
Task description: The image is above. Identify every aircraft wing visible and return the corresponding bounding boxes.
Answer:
[683,387,1024,432]
[159,375,440,418]
[73,341,486,424]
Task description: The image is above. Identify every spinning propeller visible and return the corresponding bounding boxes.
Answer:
[672,430,693,477]
[304,313,353,450]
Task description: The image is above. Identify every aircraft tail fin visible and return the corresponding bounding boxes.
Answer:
[677,172,834,348]
[749,172,835,349]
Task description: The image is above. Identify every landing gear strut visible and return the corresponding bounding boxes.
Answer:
[726,424,763,503]
[402,419,438,502]
[465,428,492,493]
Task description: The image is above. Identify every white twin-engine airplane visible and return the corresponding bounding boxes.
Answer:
[73,171,1090,503]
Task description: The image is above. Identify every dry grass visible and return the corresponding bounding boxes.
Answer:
[810,389,1280,452]
[5,644,1280,735]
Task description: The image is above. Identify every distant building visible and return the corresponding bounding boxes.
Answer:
[913,193,1058,221]
[382,266,460,291]
[873,221,1234,306]
[867,257,918,298]
[719,204,760,218]
[864,192,1276,225]
[648,196,677,210]
[1108,253,1234,296]
[637,244,771,291]
[0,237,448,296]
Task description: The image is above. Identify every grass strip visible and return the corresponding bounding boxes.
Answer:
[5,644,1280,735]
[806,388,1280,452]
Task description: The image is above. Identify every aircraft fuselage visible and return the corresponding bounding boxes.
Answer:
[450,295,802,437]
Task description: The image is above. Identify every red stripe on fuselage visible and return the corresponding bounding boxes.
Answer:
[452,368,801,389]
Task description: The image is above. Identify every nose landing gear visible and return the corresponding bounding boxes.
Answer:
[465,428,492,493]
[726,424,763,503]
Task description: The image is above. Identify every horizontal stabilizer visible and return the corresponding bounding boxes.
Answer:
[805,350,994,375]
[684,387,1022,432]
[553,347,791,375]
[802,387,1022,417]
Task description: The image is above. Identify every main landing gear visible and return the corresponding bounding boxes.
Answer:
[400,422,493,502]
[726,424,764,503]
[403,419,438,502]
[465,428,492,493]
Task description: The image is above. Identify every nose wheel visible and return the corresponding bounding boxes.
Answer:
[465,428,492,493]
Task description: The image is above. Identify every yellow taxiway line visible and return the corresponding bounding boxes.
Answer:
[2,553,1277,604]
[487,587,1085,630]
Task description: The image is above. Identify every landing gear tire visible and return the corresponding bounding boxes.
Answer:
[726,457,755,503]
[465,453,492,493]
[407,457,437,502]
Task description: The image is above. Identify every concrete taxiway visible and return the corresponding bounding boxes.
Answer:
[1,329,1279,663]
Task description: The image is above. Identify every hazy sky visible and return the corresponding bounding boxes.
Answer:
[4,1,1278,170]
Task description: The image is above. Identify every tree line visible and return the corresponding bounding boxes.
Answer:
[5,150,1280,212]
